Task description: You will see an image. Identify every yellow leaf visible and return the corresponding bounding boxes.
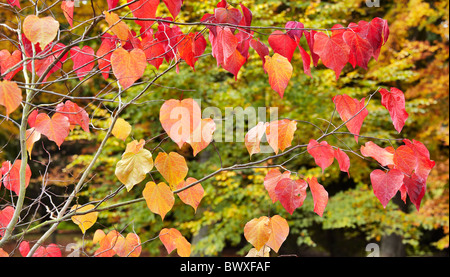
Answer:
[115,139,153,191]
[112,118,132,141]
[142,181,174,220]
[244,216,271,251]
[154,152,188,188]
[70,204,98,234]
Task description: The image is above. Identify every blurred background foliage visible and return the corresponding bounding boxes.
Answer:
[0,0,448,256]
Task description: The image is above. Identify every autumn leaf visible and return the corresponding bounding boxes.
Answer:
[70,204,98,234]
[33,112,70,148]
[114,233,142,257]
[401,139,435,181]
[175,177,204,212]
[393,145,417,175]
[25,128,41,156]
[245,247,270,257]
[307,139,335,173]
[0,248,8,257]
[214,5,242,25]
[154,152,188,188]
[307,177,328,217]
[0,206,14,238]
[143,181,174,220]
[379,87,409,133]
[265,119,297,154]
[23,15,60,49]
[334,148,350,176]
[263,168,291,203]
[107,0,119,10]
[110,47,147,89]
[189,118,216,156]
[142,33,165,70]
[244,216,271,251]
[159,98,202,149]
[159,228,191,257]
[128,0,160,29]
[111,118,132,141]
[245,122,268,157]
[1,160,32,196]
[103,11,130,42]
[342,29,373,69]
[61,0,74,27]
[313,32,350,79]
[264,53,293,98]
[55,100,90,132]
[96,34,115,80]
[94,230,122,257]
[7,0,20,8]
[275,178,308,215]
[19,241,61,257]
[163,0,184,19]
[0,80,22,117]
[70,46,95,80]
[268,31,297,62]
[0,49,22,80]
[250,38,270,69]
[266,215,289,253]
[360,141,395,167]
[370,169,404,208]
[332,94,368,143]
[402,173,426,211]
[115,139,153,191]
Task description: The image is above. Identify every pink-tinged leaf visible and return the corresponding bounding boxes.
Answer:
[61,0,74,27]
[96,34,116,80]
[221,48,246,80]
[0,49,23,80]
[268,30,297,62]
[334,148,350,176]
[34,43,69,82]
[355,18,389,60]
[304,30,320,67]
[239,3,252,27]
[155,22,183,62]
[307,139,335,173]
[342,30,373,69]
[307,176,328,217]
[235,30,253,61]
[370,169,404,208]
[210,27,239,67]
[298,44,312,77]
[128,0,160,29]
[175,177,204,212]
[401,139,435,180]
[360,141,395,167]
[55,100,90,132]
[313,32,350,79]
[264,53,293,98]
[34,112,71,148]
[250,38,270,69]
[7,0,20,8]
[142,33,165,70]
[275,178,308,215]
[107,0,120,10]
[393,145,417,175]
[70,46,95,80]
[285,21,304,40]
[332,94,368,143]
[214,6,242,26]
[379,87,409,133]
[403,173,426,211]
[163,0,183,19]
[264,169,291,203]
[399,184,407,204]
[0,206,15,238]
[1,160,31,195]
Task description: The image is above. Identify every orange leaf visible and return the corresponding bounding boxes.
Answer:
[154,152,188,188]
[307,176,328,217]
[0,49,22,80]
[189,118,216,156]
[114,233,142,257]
[111,47,147,89]
[159,98,202,149]
[245,122,268,157]
[159,228,191,257]
[264,53,293,98]
[244,216,271,251]
[0,80,22,117]
[103,11,130,42]
[263,168,291,203]
[175,177,204,212]
[142,181,174,220]
[266,215,289,253]
[55,100,90,132]
[94,230,122,257]
[33,112,70,148]
[23,15,59,49]
[1,160,32,195]
[61,0,74,27]
[265,119,297,154]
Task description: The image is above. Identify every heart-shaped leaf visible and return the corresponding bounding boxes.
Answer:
[175,177,204,212]
[61,0,74,27]
[143,182,174,220]
[307,139,335,173]
[264,53,293,98]
[266,215,289,253]
[111,47,147,89]
[159,228,191,257]
[23,15,60,49]
[307,177,328,217]
[265,119,297,154]
[55,100,90,132]
[70,204,98,234]
[244,216,271,251]
[0,80,22,117]
[1,160,32,195]
[0,206,15,238]
[275,178,308,215]
[33,112,70,148]
[114,233,142,257]
[370,169,404,208]
[263,168,291,203]
[154,152,188,188]
[111,118,132,141]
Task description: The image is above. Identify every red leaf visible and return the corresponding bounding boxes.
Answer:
[163,0,183,19]
[403,173,426,211]
[61,0,74,27]
[400,139,435,180]
[238,3,252,27]
[307,177,328,217]
[34,112,71,148]
[268,30,297,62]
[0,49,23,80]
[70,46,95,80]
[313,32,350,79]
[155,22,184,62]
[275,178,307,215]
[221,48,246,80]
[142,33,166,70]
[370,169,404,208]
[304,30,320,67]
[210,27,238,67]
[96,34,116,80]
[55,100,90,132]
[360,141,395,167]
[355,18,389,60]
[34,43,69,82]
[285,21,304,40]
[214,6,242,26]
[332,94,368,143]
[177,32,207,70]
[128,0,160,29]
[342,30,373,69]
[0,206,15,238]
[298,44,312,77]
[1,160,31,195]
[379,87,409,133]
[250,38,269,69]
[334,148,350,176]
[307,139,335,173]
[107,0,119,10]
[7,0,20,8]
[264,169,291,203]
[393,145,417,175]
